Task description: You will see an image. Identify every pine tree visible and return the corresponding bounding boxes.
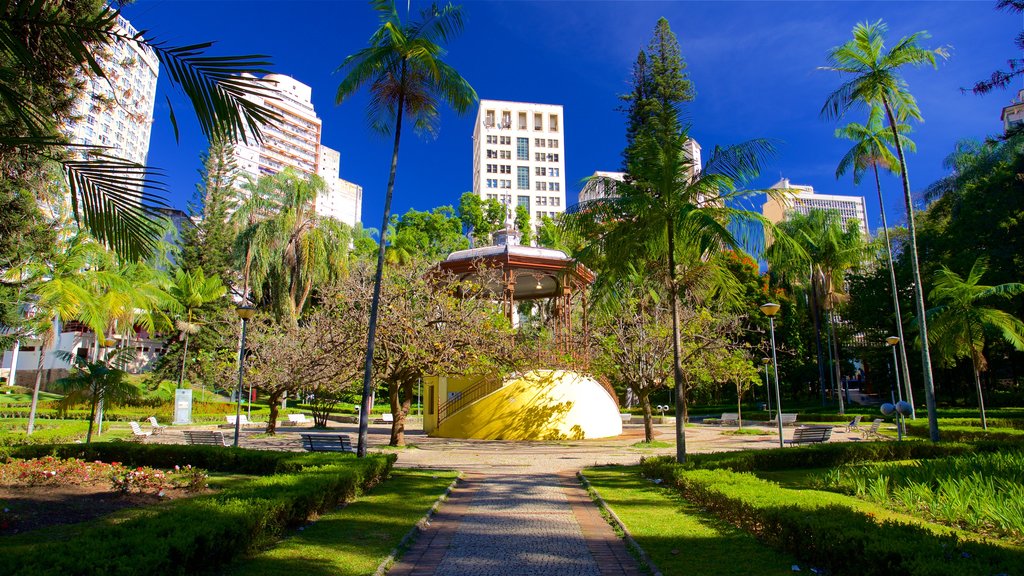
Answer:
[179,138,239,289]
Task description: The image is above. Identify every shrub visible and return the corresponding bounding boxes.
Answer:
[905,422,1024,443]
[640,458,1024,575]
[0,444,395,576]
[679,441,989,472]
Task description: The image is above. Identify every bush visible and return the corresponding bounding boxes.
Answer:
[905,422,1024,442]
[640,458,1024,575]
[0,444,395,576]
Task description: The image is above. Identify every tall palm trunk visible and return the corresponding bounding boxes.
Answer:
[882,98,938,441]
[808,274,828,405]
[178,310,192,388]
[666,215,688,463]
[872,163,916,418]
[357,87,406,457]
[966,323,987,430]
[7,338,19,387]
[828,309,845,414]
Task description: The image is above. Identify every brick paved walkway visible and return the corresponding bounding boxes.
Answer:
[390,472,640,576]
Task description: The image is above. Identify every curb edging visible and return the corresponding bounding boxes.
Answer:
[373,472,461,576]
[577,471,663,576]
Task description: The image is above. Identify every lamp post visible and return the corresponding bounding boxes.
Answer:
[761,357,772,418]
[234,305,256,448]
[760,303,784,448]
[886,336,903,406]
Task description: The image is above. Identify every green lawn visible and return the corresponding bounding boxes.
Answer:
[583,466,798,576]
[0,391,61,404]
[0,418,133,444]
[226,469,457,576]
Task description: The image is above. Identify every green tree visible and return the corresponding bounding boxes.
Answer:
[336,0,477,456]
[822,20,948,440]
[514,204,532,246]
[180,138,239,286]
[168,268,226,387]
[925,258,1024,429]
[457,192,505,246]
[392,205,469,261]
[835,105,917,414]
[54,348,140,443]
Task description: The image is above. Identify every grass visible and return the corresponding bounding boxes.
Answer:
[721,428,775,436]
[631,440,672,449]
[0,391,61,404]
[583,466,798,576]
[226,469,457,576]
[0,418,133,445]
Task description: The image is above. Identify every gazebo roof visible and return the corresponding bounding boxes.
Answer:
[435,241,595,301]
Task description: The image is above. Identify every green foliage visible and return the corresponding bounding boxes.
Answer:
[391,205,468,262]
[641,457,1024,575]
[817,451,1024,541]
[905,422,1024,443]
[0,444,395,576]
[514,204,532,245]
[457,191,505,245]
[179,138,239,283]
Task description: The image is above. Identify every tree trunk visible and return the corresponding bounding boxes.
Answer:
[389,380,414,447]
[883,98,939,442]
[873,163,916,419]
[86,384,99,444]
[26,344,45,435]
[178,320,191,389]
[809,279,828,405]
[640,390,653,443]
[736,381,743,430]
[666,216,687,463]
[265,390,283,435]
[357,86,406,458]
[829,310,845,415]
[8,338,19,387]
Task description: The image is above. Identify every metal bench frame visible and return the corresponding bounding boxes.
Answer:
[300,433,355,453]
[183,430,229,446]
[786,425,833,445]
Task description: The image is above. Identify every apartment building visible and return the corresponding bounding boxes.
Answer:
[577,139,702,204]
[1001,88,1024,134]
[64,13,159,166]
[233,74,362,227]
[762,178,869,236]
[472,100,566,236]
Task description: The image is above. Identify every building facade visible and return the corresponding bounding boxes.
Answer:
[576,139,702,204]
[232,74,362,227]
[1001,88,1024,133]
[762,178,869,236]
[472,100,566,235]
[64,13,159,166]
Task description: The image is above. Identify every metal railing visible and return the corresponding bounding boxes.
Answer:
[436,375,502,428]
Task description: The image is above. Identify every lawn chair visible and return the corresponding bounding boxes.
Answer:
[147,416,165,435]
[845,414,863,433]
[129,421,151,439]
[862,418,887,440]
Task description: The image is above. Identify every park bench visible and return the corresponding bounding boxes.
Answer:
[300,433,355,453]
[129,421,150,438]
[862,418,887,440]
[373,413,394,424]
[287,414,309,425]
[619,413,632,424]
[147,416,165,434]
[785,425,833,445]
[844,414,863,433]
[183,430,229,446]
[719,413,740,426]
[768,413,799,427]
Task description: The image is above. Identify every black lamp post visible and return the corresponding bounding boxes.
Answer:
[234,305,256,448]
[760,303,784,448]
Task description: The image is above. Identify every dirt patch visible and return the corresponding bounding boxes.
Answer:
[0,484,200,535]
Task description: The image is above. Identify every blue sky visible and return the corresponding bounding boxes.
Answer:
[123,0,1022,237]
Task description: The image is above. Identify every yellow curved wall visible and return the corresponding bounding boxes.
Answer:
[432,370,622,440]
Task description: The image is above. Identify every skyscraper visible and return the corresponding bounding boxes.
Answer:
[762,178,869,236]
[232,74,362,227]
[65,13,159,166]
[472,100,566,235]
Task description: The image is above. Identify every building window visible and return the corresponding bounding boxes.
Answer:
[534,167,546,176]
[517,167,529,190]
[549,114,559,131]
[500,165,511,174]
[550,196,561,206]
[500,136,511,145]
[535,152,545,162]
[518,195,530,208]
[486,164,497,173]
[535,138,545,147]
[518,112,527,130]
[485,110,495,127]
[550,182,560,192]
[549,168,560,177]
[537,196,548,205]
[501,111,511,128]
[547,153,559,163]
[486,179,497,188]
[500,179,511,189]
[517,137,529,160]
[534,113,543,131]
[548,139,559,148]
[500,150,511,160]
[487,149,497,159]
[535,182,547,192]
[536,211,544,220]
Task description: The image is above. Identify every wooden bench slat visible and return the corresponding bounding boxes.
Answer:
[183,430,228,446]
[300,433,354,453]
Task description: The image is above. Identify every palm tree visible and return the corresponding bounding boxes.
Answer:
[767,210,865,413]
[821,20,948,441]
[336,0,477,456]
[236,169,351,325]
[168,268,226,387]
[54,348,141,443]
[566,130,786,462]
[835,106,917,416]
[925,259,1024,430]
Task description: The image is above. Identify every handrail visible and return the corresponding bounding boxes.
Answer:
[436,374,502,428]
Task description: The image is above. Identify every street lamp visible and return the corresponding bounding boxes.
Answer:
[886,336,904,405]
[761,357,772,418]
[234,305,256,448]
[881,400,913,441]
[760,302,784,448]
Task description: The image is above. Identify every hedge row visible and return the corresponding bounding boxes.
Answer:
[679,440,1024,472]
[0,444,396,576]
[640,457,1024,575]
[0,402,283,423]
[905,422,1024,442]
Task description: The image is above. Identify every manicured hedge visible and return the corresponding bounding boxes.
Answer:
[905,422,1024,442]
[0,444,396,576]
[679,441,996,472]
[640,458,1024,575]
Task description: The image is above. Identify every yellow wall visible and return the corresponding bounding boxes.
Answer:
[431,370,622,440]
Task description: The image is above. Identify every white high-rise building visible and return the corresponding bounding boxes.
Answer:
[233,74,362,226]
[762,178,869,236]
[473,100,566,235]
[65,13,159,166]
[577,139,702,204]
